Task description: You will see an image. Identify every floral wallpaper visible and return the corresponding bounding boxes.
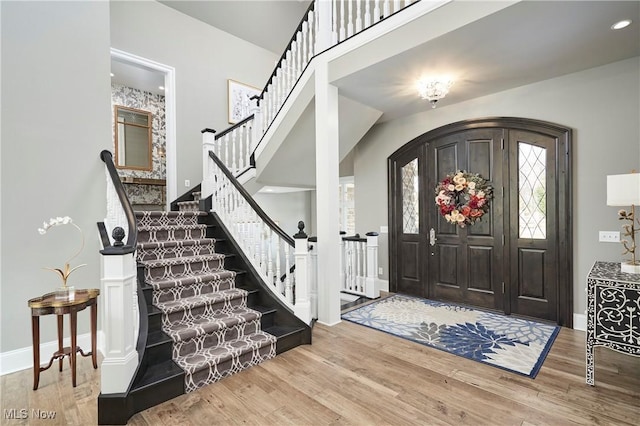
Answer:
[111,83,166,207]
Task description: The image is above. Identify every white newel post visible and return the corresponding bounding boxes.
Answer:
[309,238,318,319]
[293,222,312,324]
[339,233,346,291]
[365,232,380,298]
[202,129,216,201]
[250,97,262,152]
[100,251,138,394]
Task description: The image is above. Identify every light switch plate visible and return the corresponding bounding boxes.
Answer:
[599,231,620,242]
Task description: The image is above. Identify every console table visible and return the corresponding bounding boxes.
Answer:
[28,288,100,390]
[586,261,640,385]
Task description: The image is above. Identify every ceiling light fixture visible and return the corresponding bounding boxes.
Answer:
[158,86,165,91]
[611,19,632,30]
[417,77,454,108]
[110,73,114,77]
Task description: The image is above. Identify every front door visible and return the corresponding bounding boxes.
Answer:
[427,128,505,311]
[388,118,572,325]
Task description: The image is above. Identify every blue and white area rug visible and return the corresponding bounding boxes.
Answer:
[342,294,559,378]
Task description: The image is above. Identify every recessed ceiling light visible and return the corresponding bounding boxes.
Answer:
[611,19,632,30]
[158,86,165,90]
[110,72,114,77]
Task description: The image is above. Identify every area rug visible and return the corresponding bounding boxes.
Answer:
[341,294,559,378]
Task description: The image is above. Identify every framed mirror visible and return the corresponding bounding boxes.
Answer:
[114,105,152,171]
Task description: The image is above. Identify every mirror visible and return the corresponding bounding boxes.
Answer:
[114,105,152,170]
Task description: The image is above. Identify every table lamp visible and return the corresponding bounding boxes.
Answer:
[607,172,640,274]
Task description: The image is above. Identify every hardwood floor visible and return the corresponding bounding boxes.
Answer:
[2,321,638,425]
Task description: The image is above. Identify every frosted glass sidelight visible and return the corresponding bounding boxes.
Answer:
[519,143,546,239]
[402,158,419,234]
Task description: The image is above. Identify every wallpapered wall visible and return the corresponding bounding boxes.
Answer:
[111,83,166,207]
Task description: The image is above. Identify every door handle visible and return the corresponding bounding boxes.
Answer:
[429,228,437,246]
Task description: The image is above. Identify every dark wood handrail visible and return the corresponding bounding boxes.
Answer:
[99,150,137,254]
[215,114,255,140]
[208,150,295,247]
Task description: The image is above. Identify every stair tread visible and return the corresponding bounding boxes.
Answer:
[173,331,276,374]
[163,306,262,342]
[138,224,208,231]
[139,253,226,268]
[263,325,306,339]
[132,359,184,389]
[155,288,249,314]
[135,211,206,217]
[137,238,216,250]
[147,269,237,289]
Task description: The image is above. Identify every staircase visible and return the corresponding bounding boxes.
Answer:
[131,191,311,395]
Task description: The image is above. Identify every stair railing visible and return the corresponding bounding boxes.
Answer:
[308,231,380,305]
[207,150,312,323]
[208,0,421,178]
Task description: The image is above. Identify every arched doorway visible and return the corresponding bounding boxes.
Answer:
[388,117,572,326]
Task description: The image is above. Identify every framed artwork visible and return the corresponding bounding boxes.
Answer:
[227,79,261,124]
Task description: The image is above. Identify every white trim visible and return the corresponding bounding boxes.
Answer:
[109,48,177,207]
[0,332,102,376]
[573,313,587,331]
[376,278,389,294]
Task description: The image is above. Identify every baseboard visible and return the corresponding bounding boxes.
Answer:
[573,313,586,331]
[1,331,105,376]
[376,278,389,294]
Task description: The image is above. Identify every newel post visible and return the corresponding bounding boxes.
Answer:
[365,232,380,298]
[293,221,312,324]
[99,227,138,394]
[201,128,216,200]
[339,231,346,292]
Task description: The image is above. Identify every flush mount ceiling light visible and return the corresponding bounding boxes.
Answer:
[417,77,454,108]
[611,19,632,30]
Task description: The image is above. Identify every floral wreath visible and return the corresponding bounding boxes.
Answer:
[435,171,493,227]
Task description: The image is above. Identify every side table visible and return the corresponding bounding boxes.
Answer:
[28,288,100,390]
[586,261,640,385]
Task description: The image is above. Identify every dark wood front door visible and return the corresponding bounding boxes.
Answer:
[388,118,572,326]
[427,128,505,312]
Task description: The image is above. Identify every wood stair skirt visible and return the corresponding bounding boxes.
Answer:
[98,191,311,425]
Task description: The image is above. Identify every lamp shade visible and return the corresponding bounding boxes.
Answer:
[607,173,640,206]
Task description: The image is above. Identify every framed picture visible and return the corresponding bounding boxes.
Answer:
[227,79,261,124]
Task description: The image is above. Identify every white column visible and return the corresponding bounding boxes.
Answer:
[315,60,341,325]
[365,233,380,298]
[202,130,216,201]
[100,253,138,394]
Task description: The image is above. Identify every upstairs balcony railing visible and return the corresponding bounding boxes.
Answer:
[203,0,421,184]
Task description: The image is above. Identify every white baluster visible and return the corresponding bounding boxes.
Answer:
[374,0,381,23]
[347,0,353,37]
[364,0,371,28]
[267,227,274,284]
[224,135,229,168]
[332,0,338,45]
[276,238,282,292]
[239,125,246,171]
[285,51,292,95]
[308,11,315,58]
[383,0,390,19]
[339,0,346,41]
[356,240,362,292]
[231,130,237,174]
[394,0,400,14]
[301,20,308,67]
[355,0,362,33]
[284,243,292,303]
[291,40,299,83]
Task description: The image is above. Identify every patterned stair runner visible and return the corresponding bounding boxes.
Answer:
[136,210,276,392]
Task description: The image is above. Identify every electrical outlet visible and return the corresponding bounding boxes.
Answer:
[185,179,190,187]
[599,231,620,243]
[378,267,383,275]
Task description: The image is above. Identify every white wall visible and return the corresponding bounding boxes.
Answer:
[354,57,640,316]
[109,1,278,198]
[1,1,112,352]
[253,191,313,238]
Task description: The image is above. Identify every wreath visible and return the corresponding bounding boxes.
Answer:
[435,170,493,227]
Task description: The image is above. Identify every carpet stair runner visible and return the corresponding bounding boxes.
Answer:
[135,209,277,393]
